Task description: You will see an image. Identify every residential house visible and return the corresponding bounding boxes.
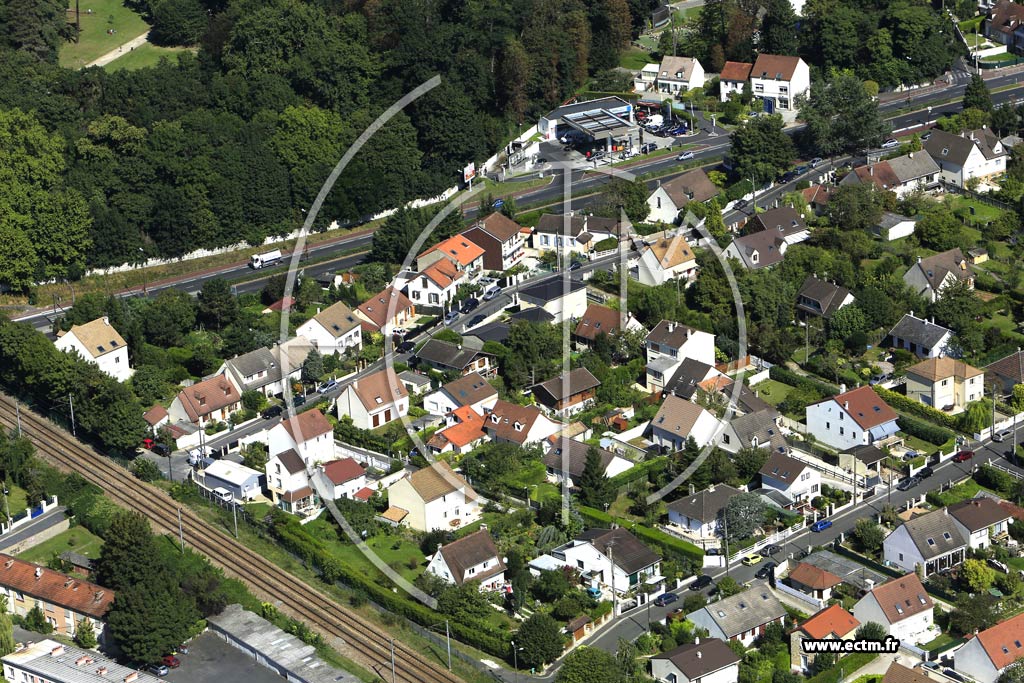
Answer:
[882,508,967,577]
[795,276,855,320]
[718,408,786,454]
[321,458,367,500]
[719,61,753,101]
[3,640,168,683]
[573,303,645,348]
[425,529,506,591]
[646,169,719,224]
[664,483,742,548]
[295,301,363,356]
[903,249,974,302]
[398,370,431,397]
[759,452,820,506]
[634,63,660,92]
[805,385,900,450]
[790,605,859,672]
[265,448,318,515]
[948,497,1014,549]
[0,556,114,643]
[542,438,633,487]
[416,339,494,377]
[749,54,810,121]
[649,394,722,451]
[54,317,132,382]
[461,211,525,272]
[645,320,716,393]
[839,153,940,198]
[686,581,787,646]
[143,404,168,431]
[924,127,1007,187]
[268,409,335,466]
[354,286,415,336]
[881,663,933,683]
[665,358,729,401]
[875,212,920,241]
[427,406,487,455]
[904,357,984,413]
[385,461,481,532]
[656,55,706,95]
[984,348,1024,395]
[954,612,1024,683]
[483,400,561,447]
[423,372,498,416]
[532,368,601,417]
[552,528,661,596]
[839,444,887,490]
[852,573,935,644]
[724,207,810,270]
[749,206,810,239]
[518,278,588,324]
[651,638,741,683]
[884,313,954,359]
[786,562,843,602]
[985,0,1024,49]
[416,234,485,277]
[336,367,409,429]
[802,184,835,215]
[531,214,622,257]
[217,346,295,398]
[397,259,464,311]
[168,373,242,429]
[633,232,699,287]
[199,460,263,501]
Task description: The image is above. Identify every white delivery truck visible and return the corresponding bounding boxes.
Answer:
[249,249,283,269]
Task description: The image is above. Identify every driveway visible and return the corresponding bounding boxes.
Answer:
[165,632,283,683]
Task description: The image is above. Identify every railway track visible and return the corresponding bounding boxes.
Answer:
[0,393,463,683]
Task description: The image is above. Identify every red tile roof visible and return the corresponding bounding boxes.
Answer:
[322,457,365,485]
[832,385,898,430]
[0,554,113,619]
[353,368,409,411]
[430,406,486,449]
[752,54,802,81]
[420,235,485,267]
[869,573,933,625]
[266,296,296,313]
[720,61,752,82]
[353,487,375,501]
[800,604,859,639]
[422,259,463,289]
[143,404,167,426]
[280,409,333,443]
[974,612,1024,670]
[789,562,842,590]
[356,286,413,331]
[574,304,621,342]
[175,374,241,422]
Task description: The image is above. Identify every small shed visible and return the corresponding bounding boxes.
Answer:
[565,615,593,643]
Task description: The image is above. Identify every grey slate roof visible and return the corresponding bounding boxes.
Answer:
[533,368,600,403]
[519,278,587,305]
[647,320,700,349]
[887,152,941,183]
[466,321,511,344]
[275,449,305,475]
[417,339,488,370]
[730,408,786,451]
[441,372,497,407]
[690,581,786,638]
[847,444,886,466]
[750,206,807,234]
[666,484,743,524]
[534,213,621,237]
[925,128,980,166]
[802,550,889,594]
[653,639,740,679]
[878,212,918,229]
[543,439,620,479]
[796,276,852,318]
[666,358,716,399]
[729,228,788,269]
[576,528,660,574]
[509,308,556,324]
[899,509,967,560]
[886,314,951,349]
[224,347,283,390]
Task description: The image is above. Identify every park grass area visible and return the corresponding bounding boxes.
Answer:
[18,526,105,565]
[751,379,793,407]
[105,43,192,71]
[619,46,653,71]
[59,0,150,69]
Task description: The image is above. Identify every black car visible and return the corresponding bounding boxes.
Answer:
[918,466,934,479]
[293,394,306,407]
[460,297,479,314]
[759,544,781,557]
[397,340,415,354]
[653,592,679,607]
[262,405,283,419]
[691,575,713,591]
[896,476,920,491]
[152,444,170,457]
[569,261,583,271]
[755,562,776,580]
[467,314,487,328]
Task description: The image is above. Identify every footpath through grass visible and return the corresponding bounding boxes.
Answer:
[105,43,192,71]
[59,0,149,69]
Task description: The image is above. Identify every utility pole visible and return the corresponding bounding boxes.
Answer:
[723,514,731,577]
[67,394,76,437]
[177,508,185,552]
[390,639,397,683]
[232,501,238,538]
[608,541,617,617]
[15,401,21,436]
[2,482,10,531]
[445,620,451,671]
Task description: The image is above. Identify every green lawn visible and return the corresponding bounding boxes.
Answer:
[929,479,984,506]
[922,633,959,651]
[1,484,29,522]
[981,52,1018,64]
[752,379,793,407]
[59,0,150,69]
[619,47,653,71]
[18,527,105,566]
[531,482,561,504]
[105,43,192,72]
[951,196,1006,224]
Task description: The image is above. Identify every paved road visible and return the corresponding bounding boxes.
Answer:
[0,506,68,553]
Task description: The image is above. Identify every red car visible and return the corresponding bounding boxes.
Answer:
[953,450,974,463]
[162,655,181,669]
[142,438,155,450]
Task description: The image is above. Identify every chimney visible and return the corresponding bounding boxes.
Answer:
[102,316,110,326]
[917,256,922,264]
[667,322,675,333]
[35,567,42,579]
[686,328,692,339]
[76,655,91,666]
[51,645,64,656]
[844,401,849,410]
[64,578,74,588]
[97,666,108,676]
[840,383,847,394]
[695,637,700,645]
[124,673,138,683]
[4,559,13,569]
[689,483,695,494]
[709,484,716,493]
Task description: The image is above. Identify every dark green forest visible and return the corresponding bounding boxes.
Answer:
[0,0,655,289]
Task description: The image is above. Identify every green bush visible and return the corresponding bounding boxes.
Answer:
[873,386,958,430]
[607,458,667,492]
[593,237,618,252]
[896,415,955,449]
[578,506,703,564]
[725,179,753,201]
[769,366,839,397]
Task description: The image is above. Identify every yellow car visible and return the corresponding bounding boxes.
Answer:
[741,554,763,566]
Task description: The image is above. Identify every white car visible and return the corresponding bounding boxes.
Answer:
[881,138,899,149]
[483,286,501,301]
[677,151,695,161]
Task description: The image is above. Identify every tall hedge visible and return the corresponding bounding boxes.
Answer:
[896,415,955,448]
[873,386,958,430]
[578,505,703,564]
[768,366,840,397]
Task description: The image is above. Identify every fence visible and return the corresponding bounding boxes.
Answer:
[942,181,1016,213]
[747,368,770,386]
[788,448,857,487]
[775,580,825,611]
[0,496,60,535]
[335,440,398,471]
[727,520,806,564]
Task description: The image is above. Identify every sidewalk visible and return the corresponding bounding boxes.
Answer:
[86,31,150,68]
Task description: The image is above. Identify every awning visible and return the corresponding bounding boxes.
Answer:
[644,574,666,585]
[869,422,900,440]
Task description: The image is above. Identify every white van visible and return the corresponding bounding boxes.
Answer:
[212,487,234,504]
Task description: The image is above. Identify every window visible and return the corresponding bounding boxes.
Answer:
[839,427,844,436]
[657,197,662,209]
[723,434,731,444]
[801,472,810,481]
[577,560,585,569]
[840,413,844,421]
[826,422,830,430]
[899,553,904,561]
[942,379,949,386]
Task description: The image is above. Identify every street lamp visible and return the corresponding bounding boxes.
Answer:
[511,640,524,683]
[427,620,451,670]
[138,247,148,295]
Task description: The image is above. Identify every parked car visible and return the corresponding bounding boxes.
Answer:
[569,260,583,271]
[810,157,823,166]
[653,592,679,607]
[677,151,695,161]
[881,138,899,149]
[755,562,776,580]
[918,466,934,479]
[640,143,657,154]
[741,553,763,566]
[318,379,338,394]
[691,575,713,591]
[152,443,170,457]
[733,198,749,209]
[897,476,921,491]
[460,297,479,314]
[993,429,1011,442]
[902,450,919,462]
[810,519,833,532]
[483,286,502,301]
[293,394,306,407]
[212,488,233,504]
[780,171,798,183]
[146,664,169,676]
[669,126,689,135]
[760,544,781,557]
[988,558,1010,573]
[921,132,932,141]
[163,655,181,669]
[397,340,415,354]
[261,404,283,420]
[585,586,602,598]
[953,450,975,463]
[467,314,488,328]
[443,310,459,325]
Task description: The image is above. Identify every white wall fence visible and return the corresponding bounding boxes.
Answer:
[746,368,771,386]
[0,496,59,536]
[973,410,1024,441]
[727,520,806,565]
[779,416,808,435]
[334,440,397,471]
[787,448,857,488]
[775,579,826,611]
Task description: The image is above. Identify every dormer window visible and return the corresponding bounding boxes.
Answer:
[514,421,523,432]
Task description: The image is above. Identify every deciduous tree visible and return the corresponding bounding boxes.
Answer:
[514,613,564,669]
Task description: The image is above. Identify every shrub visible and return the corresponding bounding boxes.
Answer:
[896,415,955,448]
[578,506,703,563]
[769,366,840,397]
[873,386,958,430]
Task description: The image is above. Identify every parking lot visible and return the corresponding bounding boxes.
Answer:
[165,632,284,683]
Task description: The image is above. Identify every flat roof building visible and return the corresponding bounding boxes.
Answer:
[3,640,165,683]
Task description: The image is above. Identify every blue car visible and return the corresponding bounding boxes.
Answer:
[811,519,833,532]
